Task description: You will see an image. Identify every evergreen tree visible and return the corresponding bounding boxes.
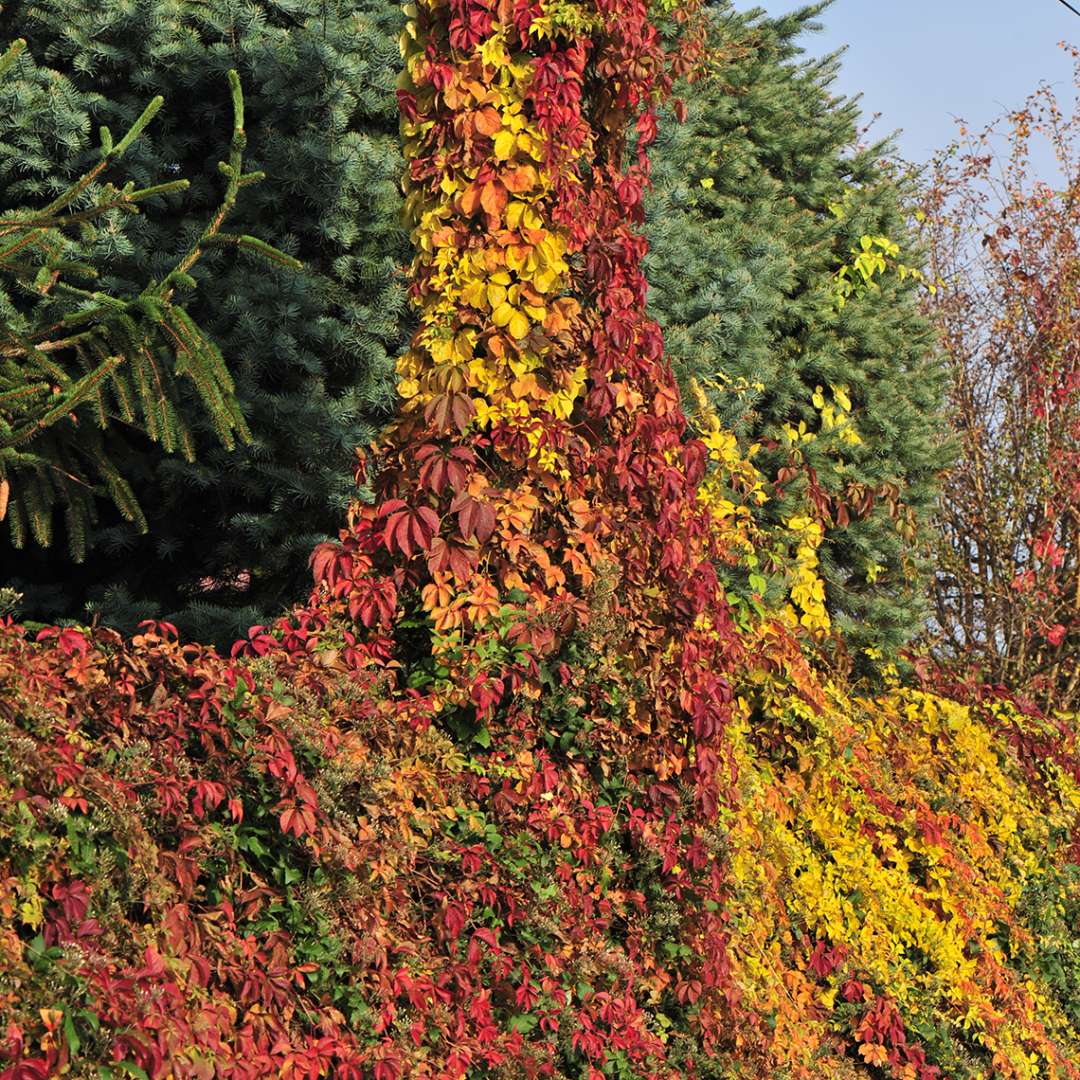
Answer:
[1,39,289,565]
[646,0,949,659]
[2,0,409,643]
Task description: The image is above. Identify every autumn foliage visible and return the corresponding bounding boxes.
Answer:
[2,1,1080,1078]
[922,54,1080,710]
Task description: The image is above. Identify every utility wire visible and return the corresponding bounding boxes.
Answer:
[1057,0,1080,17]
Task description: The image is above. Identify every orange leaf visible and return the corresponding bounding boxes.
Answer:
[460,183,483,217]
[480,181,507,220]
[474,106,501,135]
[858,1044,890,1067]
[503,166,537,194]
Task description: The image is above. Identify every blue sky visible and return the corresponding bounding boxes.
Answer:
[739,0,1080,167]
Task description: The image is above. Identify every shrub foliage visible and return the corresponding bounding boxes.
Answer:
[921,55,1080,711]
[2,618,1079,1077]
[0,0,1078,1077]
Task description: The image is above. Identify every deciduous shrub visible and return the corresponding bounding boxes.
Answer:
[921,53,1080,711]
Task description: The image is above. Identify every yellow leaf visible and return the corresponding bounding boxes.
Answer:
[508,310,530,339]
[479,35,510,68]
[506,201,526,230]
[460,280,486,308]
[19,894,43,930]
[453,330,476,361]
[492,302,514,328]
[493,129,515,161]
[508,350,539,377]
[532,267,558,293]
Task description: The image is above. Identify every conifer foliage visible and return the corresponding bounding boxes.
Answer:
[646,1,949,659]
[0,41,287,562]
[2,0,410,641]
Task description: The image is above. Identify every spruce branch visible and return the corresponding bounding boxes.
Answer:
[0,53,293,556]
[0,38,25,79]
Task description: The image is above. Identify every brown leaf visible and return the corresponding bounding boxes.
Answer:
[425,392,476,434]
[427,536,480,580]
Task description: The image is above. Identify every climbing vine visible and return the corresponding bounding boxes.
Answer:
[1,1,1079,1078]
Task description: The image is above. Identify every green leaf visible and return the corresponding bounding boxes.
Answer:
[113,1064,150,1080]
[62,1009,81,1056]
[508,1013,538,1034]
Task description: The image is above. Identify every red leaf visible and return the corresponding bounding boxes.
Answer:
[451,492,496,542]
[373,1059,401,1080]
[444,902,467,941]
[348,579,398,628]
[37,626,89,658]
[278,801,316,838]
[310,541,346,587]
[381,503,441,557]
[417,443,476,494]
[427,536,479,580]
[425,391,476,434]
